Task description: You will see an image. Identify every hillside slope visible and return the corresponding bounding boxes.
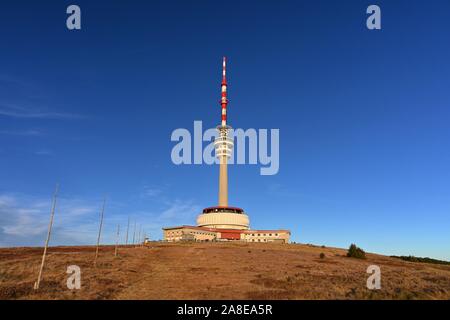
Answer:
[0,242,449,299]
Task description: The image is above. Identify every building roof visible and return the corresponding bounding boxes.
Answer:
[242,230,291,234]
[162,225,290,234]
[162,225,217,232]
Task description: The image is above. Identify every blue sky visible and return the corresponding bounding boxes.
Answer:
[0,0,449,260]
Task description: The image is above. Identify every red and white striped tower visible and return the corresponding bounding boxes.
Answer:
[196,57,249,230]
[214,57,234,207]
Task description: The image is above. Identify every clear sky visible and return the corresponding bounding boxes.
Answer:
[0,0,449,260]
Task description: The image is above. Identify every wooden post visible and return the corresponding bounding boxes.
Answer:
[132,220,136,245]
[115,224,120,257]
[94,197,106,267]
[137,225,141,247]
[125,216,130,245]
[34,183,59,290]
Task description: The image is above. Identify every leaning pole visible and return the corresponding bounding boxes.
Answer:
[94,197,106,267]
[34,183,59,290]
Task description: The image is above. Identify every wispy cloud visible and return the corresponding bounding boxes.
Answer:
[126,200,201,241]
[267,183,333,204]
[0,193,101,247]
[0,74,31,88]
[0,195,17,207]
[141,185,164,198]
[0,189,202,247]
[34,150,53,156]
[121,184,201,241]
[0,129,43,136]
[0,103,84,120]
[157,200,200,222]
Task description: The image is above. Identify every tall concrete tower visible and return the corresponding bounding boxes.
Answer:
[196,57,250,230]
[215,57,233,207]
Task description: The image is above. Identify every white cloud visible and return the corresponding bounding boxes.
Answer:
[0,193,100,247]
[0,190,202,246]
[0,195,16,207]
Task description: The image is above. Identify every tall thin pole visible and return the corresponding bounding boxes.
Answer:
[142,231,146,247]
[94,197,106,266]
[125,216,130,245]
[115,224,120,257]
[34,183,59,290]
[137,225,141,246]
[132,220,136,245]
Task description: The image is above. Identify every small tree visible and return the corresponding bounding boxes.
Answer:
[347,244,366,259]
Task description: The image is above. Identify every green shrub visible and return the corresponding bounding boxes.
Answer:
[320,252,325,259]
[347,244,366,259]
[391,255,450,266]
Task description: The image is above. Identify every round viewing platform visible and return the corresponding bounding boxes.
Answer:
[202,206,244,214]
[197,206,249,230]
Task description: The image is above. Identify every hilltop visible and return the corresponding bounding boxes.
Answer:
[0,242,449,299]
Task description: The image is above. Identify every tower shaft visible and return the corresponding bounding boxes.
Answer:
[219,155,228,206]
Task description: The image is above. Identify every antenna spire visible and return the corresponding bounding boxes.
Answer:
[221,57,228,127]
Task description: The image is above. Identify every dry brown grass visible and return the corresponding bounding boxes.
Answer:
[0,242,449,300]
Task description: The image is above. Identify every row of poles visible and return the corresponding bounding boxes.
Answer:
[34,184,148,290]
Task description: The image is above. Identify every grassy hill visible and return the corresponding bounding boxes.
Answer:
[0,242,449,299]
